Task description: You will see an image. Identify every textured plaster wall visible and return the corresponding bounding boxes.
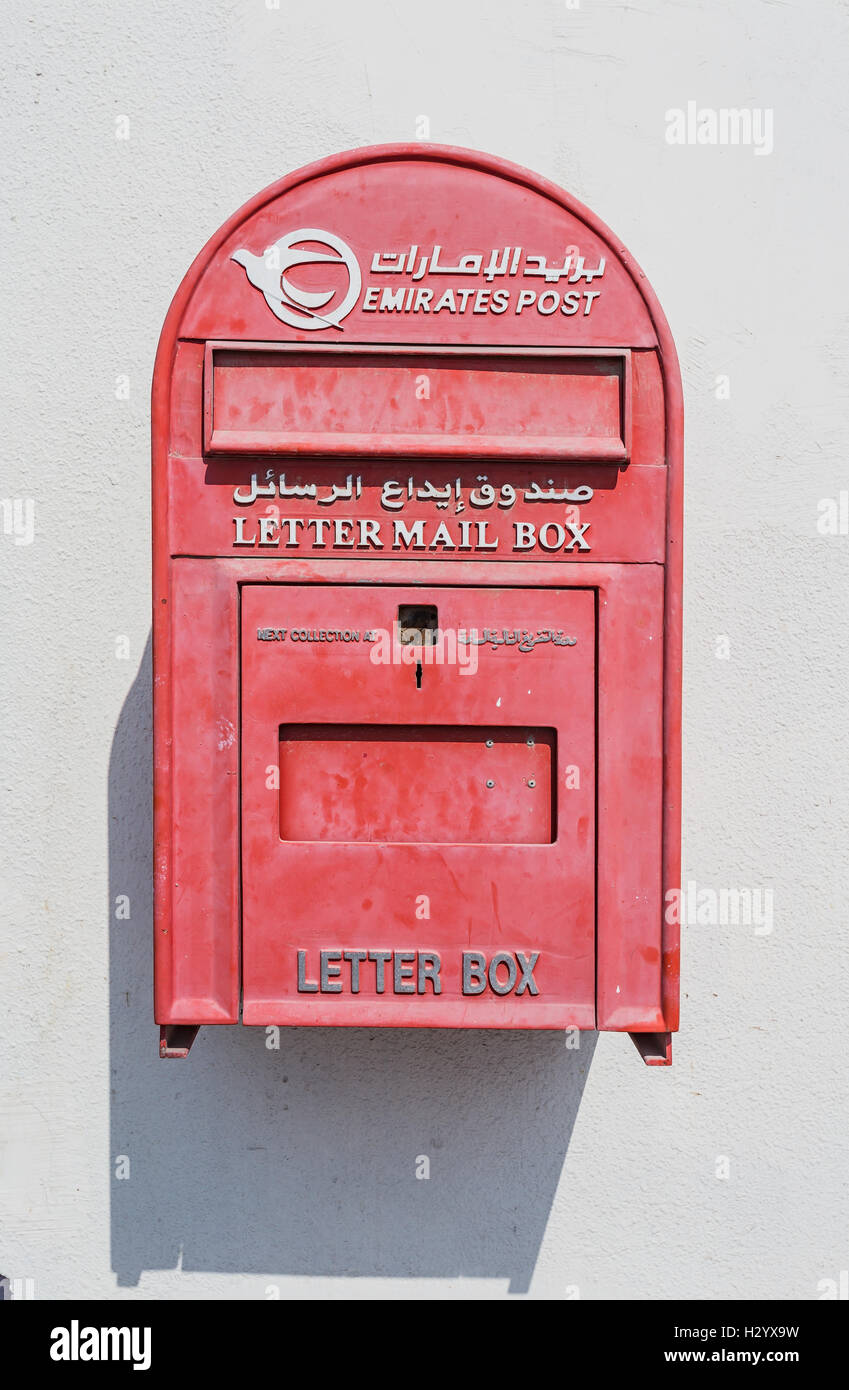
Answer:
[1,0,847,1299]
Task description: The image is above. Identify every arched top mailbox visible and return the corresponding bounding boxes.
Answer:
[153,144,682,1064]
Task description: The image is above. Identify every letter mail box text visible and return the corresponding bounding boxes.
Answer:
[152,145,683,1064]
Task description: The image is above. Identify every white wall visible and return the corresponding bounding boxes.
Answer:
[1,0,847,1299]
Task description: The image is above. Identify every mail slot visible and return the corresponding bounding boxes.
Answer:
[152,144,682,1064]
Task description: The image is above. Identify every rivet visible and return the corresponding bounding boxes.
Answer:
[486,779,495,788]
[485,739,494,748]
[528,780,536,788]
[527,737,535,746]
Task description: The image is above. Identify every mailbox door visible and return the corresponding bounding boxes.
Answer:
[241,583,596,1027]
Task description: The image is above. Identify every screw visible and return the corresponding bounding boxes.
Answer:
[528,779,536,788]
[486,779,495,788]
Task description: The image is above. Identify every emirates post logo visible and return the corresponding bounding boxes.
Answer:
[231,228,361,331]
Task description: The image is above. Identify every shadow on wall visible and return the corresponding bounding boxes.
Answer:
[109,636,596,1294]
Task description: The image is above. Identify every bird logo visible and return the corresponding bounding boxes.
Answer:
[230,227,361,331]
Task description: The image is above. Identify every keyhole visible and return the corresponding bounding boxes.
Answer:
[397,604,437,692]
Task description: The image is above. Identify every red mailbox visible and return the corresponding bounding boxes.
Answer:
[152,145,682,1064]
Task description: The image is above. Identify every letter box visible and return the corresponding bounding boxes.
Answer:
[152,145,682,1064]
